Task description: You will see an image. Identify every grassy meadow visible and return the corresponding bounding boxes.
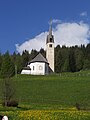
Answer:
[0,70,90,119]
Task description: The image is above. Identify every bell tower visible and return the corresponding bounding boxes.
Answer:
[46,20,54,72]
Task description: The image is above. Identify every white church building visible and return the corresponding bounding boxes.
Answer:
[21,22,55,75]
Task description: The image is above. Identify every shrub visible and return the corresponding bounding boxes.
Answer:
[2,100,18,107]
[75,103,81,110]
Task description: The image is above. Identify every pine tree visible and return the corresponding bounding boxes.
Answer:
[75,48,84,71]
[0,51,16,107]
[55,50,63,73]
[83,59,90,70]
[22,50,29,67]
[15,53,23,74]
[0,52,2,71]
[62,58,70,72]
[40,48,46,58]
[69,48,76,72]
[0,51,15,78]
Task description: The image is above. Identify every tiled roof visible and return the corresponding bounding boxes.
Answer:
[29,53,48,64]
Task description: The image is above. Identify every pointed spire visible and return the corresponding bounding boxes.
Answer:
[49,19,52,35]
[46,19,54,44]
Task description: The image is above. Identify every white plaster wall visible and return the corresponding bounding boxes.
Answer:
[46,43,54,72]
[28,62,45,75]
[21,70,31,74]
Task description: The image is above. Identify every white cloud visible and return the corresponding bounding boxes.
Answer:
[54,22,90,47]
[16,21,90,54]
[80,11,87,17]
[52,19,61,24]
[16,32,48,54]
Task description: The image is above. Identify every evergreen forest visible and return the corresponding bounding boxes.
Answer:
[0,44,90,77]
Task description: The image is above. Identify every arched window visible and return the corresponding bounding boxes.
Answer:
[50,38,52,42]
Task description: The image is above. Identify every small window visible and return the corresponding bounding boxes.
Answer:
[50,38,52,42]
[39,65,43,70]
[49,44,52,47]
[33,66,34,70]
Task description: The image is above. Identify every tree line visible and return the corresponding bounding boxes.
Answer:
[55,44,90,72]
[0,44,90,77]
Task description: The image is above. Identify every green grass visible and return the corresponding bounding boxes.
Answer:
[0,70,90,110]
[0,71,90,119]
[4,71,89,109]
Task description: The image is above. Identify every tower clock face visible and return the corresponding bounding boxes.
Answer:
[39,65,43,70]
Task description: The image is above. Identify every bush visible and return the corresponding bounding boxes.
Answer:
[75,103,81,110]
[2,100,18,107]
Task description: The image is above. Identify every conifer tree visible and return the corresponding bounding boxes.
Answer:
[22,50,29,67]
[0,51,15,78]
[55,50,63,73]
[75,48,84,71]
[69,48,76,72]
[0,51,17,107]
[0,52,2,71]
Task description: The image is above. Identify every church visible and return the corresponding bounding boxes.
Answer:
[21,22,55,75]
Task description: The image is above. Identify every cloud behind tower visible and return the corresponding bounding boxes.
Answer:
[16,20,90,54]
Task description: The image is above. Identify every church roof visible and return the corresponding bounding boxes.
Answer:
[28,53,48,64]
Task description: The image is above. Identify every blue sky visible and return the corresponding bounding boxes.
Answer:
[0,0,90,54]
